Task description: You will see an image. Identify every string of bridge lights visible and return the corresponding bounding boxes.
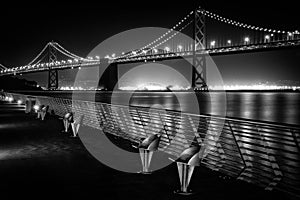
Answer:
[127,20,194,59]
[116,9,196,59]
[199,10,298,35]
[0,42,96,74]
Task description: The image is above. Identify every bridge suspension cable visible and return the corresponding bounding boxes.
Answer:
[200,9,294,35]
[27,42,50,66]
[116,7,198,59]
[25,42,95,68]
[0,64,8,70]
[52,42,94,61]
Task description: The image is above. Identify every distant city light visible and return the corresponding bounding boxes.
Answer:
[17,100,22,104]
[244,37,250,44]
[210,40,216,48]
[164,47,170,52]
[177,45,183,51]
[208,84,300,91]
[119,83,190,91]
[8,97,13,102]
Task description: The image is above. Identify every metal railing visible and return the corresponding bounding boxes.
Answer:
[3,92,300,197]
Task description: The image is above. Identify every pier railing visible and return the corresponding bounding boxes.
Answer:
[4,92,300,197]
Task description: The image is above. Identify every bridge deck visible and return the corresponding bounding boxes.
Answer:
[0,101,289,200]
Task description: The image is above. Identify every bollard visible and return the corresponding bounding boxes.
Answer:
[70,115,84,137]
[138,134,161,174]
[174,145,201,195]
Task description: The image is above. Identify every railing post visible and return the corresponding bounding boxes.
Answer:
[71,115,84,137]
[227,121,247,178]
[256,125,283,191]
[290,129,300,152]
[174,146,200,195]
[138,134,160,174]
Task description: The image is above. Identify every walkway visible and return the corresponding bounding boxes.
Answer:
[0,101,290,200]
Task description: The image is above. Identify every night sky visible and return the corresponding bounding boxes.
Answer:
[0,0,299,87]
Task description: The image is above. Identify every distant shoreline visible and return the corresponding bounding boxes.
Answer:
[9,89,300,93]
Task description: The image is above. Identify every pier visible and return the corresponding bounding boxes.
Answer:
[1,92,299,199]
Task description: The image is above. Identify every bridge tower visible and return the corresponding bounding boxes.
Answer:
[48,42,58,90]
[192,8,208,90]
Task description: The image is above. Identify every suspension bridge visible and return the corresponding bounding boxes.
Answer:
[0,7,299,90]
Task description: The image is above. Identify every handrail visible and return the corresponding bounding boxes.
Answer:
[5,91,300,129]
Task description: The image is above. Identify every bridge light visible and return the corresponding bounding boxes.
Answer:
[153,49,158,54]
[8,97,13,102]
[142,50,147,54]
[78,67,81,70]
[87,56,93,60]
[132,51,137,55]
[17,100,22,105]
[95,56,100,60]
[111,53,116,58]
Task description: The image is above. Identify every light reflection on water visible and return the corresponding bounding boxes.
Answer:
[124,91,300,125]
[25,91,300,125]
